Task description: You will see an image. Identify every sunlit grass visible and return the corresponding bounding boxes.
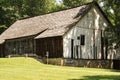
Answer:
[0,57,120,80]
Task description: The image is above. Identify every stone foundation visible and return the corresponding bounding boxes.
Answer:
[42,58,119,69]
[63,59,113,69]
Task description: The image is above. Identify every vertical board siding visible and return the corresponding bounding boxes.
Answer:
[0,45,2,57]
[0,44,4,57]
[4,37,35,56]
[36,36,63,58]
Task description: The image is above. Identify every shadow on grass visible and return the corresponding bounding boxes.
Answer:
[69,75,120,80]
[109,69,120,73]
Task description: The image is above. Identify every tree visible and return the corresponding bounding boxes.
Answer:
[0,1,18,34]
[0,0,58,34]
[99,0,120,48]
[24,0,58,17]
[63,0,93,8]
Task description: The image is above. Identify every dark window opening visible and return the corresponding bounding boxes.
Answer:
[81,35,85,45]
[101,37,104,59]
[71,39,74,59]
[77,36,80,40]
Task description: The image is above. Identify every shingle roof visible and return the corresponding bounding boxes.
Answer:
[0,1,96,43]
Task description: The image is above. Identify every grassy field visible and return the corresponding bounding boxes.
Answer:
[0,57,120,80]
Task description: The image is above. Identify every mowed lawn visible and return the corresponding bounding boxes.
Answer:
[0,58,120,80]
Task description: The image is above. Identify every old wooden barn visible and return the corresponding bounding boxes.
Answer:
[0,1,120,69]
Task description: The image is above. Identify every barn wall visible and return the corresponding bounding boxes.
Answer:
[0,44,2,57]
[0,44,5,57]
[63,6,109,59]
[4,36,35,56]
[36,36,63,58]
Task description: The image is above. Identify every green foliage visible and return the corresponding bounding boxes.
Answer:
[0,1,18,34]
[100,0,120,48]
[0,0,24,34]
[0,25,7,34]
[24,0,56,16]
[0,0,60,34]
[63,0,93,8]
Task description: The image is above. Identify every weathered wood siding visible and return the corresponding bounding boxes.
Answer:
[0,44,5,57]
[63,6,108,59]
[4,36,35,56]
[36,36,63,58]
[0,44,2,57]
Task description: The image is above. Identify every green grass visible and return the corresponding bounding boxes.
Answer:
[0,57,120,80]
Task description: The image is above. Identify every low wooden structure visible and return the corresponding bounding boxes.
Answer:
[4,36,35,56]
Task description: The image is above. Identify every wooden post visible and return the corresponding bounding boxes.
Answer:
[61,59,64,66]
[25,54,28,58]
[46,51,49,64]
[8,55,11,58]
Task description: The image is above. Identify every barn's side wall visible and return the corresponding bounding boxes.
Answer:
[0,44,5,57]
[35,36,63,58]
[63,6,108,59]
[4,36,35,56]
[0,44,2,57]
